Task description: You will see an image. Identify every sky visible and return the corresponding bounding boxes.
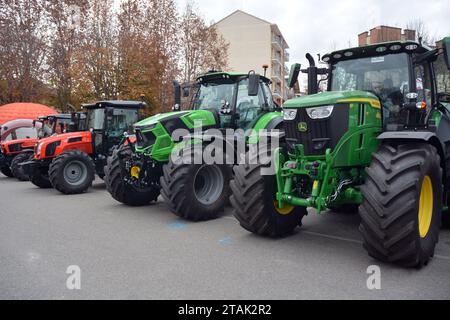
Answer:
[175,0,450,67]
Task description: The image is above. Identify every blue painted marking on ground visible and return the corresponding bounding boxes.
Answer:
[219,236,232,245]
[168,222,187,230]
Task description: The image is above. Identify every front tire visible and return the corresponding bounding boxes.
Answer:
[160,146,232,221]
[30,165,52,188]
[230,149,307,237]
[105,145,160,206]
[1,163,13,177]
[359,143,442,268]
[11,153,33,181]
[49,150,95,194]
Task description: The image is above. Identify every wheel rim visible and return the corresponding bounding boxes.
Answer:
[193,165,224,205]
[273,200,295,215]
[63,160,88,186]
[418,175,433,238]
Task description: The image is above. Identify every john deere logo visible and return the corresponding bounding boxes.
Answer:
[298,122,308,132]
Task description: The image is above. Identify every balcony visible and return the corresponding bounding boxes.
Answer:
[271,52,282,65]
[272,35,283,50]
[284,51,290,62]
[271,66,282,83]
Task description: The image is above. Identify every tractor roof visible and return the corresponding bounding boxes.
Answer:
[196,71,271,84]
[322,40,430,64]
[81,100,146,110]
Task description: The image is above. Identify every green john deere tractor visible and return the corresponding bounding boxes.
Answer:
[230,38,450,267]
[105,71,284,220]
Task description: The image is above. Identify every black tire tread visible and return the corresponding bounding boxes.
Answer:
[230,148,307,237]
[49,150,95,194]
[11,153,32,181]
[359,143,441,268]
[104,145,159,206]
[160,146,231,221]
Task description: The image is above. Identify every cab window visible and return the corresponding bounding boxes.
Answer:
[434,54,450,110]
[235,79,265,129]
[414,63,433,109]
[107,108,139,138]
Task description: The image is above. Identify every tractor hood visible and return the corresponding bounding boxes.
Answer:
[134,110,218,131]
[283,90,379,109]
[134,111,190,128]
[37,131,91,145]
[1,137,38,147]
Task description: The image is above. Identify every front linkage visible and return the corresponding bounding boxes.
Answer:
[274,141,365,215]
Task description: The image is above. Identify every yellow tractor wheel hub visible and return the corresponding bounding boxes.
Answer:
[273,200,295,215]
[130,166,141,179]
[418,175,433,238]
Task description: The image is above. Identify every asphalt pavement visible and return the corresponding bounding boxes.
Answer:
[0,175,449,299]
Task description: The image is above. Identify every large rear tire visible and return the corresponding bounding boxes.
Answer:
[359,143,442,268]
[49,150,95,194]
[160,146,232,221]
[105,145,160,206]
[11,153,33,181]
[230,149,307,237]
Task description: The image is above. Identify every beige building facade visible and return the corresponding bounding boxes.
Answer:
[214,10,290,105]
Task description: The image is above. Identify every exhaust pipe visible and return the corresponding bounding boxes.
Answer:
[173,80,181,111]
[301,53,328,95]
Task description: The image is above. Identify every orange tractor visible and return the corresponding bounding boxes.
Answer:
[0,113,85,180]
[21,101,143,193]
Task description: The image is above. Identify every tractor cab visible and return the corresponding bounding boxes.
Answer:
[321,39,450,132]
[35,113,87,139]
[82,101,144,155]
[192,71,277,130]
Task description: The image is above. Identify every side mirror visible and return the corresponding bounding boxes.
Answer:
[288,63,301,88]
[248,71,260,96]
[443,37,450,70]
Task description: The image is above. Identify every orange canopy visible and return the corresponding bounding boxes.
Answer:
[0,103,56,125]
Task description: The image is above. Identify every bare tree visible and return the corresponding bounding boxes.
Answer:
[45,0,89,110]
[179,1,229,83]
[0,0,49,104]
[78,0,118,100]
[406,19,437,46]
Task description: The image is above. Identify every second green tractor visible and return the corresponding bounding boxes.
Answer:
[105,71,283,220]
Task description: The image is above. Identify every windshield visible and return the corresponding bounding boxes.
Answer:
[331,53,410,124]
[4,127,37,141]
[331,53,410,93]
[193,80,236,111]
[107,108,139,138]
[87,109,105,130]
[38,120,53,138]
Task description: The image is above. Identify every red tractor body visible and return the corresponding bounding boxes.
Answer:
[22,100,143,193]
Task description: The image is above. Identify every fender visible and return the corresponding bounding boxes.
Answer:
[377,131,445,154]
[378,131,447,189]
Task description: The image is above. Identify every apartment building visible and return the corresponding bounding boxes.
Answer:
[214,10,290,105]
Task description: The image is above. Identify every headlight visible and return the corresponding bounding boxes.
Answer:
[306,105,334,119]
[36,142,43,155]
[283,109,297,121]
